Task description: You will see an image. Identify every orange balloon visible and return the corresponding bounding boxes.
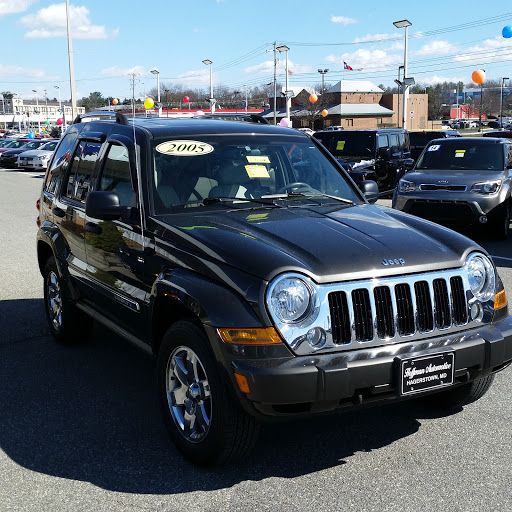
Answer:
[321,109,328,118]
[472,69,485,85]
[309,94,318,104]
[112,98,119,105]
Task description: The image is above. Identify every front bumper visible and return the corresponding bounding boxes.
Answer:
[393,194,504,225]
[211,316,512,418]
[0,156,17,168]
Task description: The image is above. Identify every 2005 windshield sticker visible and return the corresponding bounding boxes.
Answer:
[156,140,214,156]
[427,144,441,152]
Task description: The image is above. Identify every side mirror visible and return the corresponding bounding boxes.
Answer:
[359,180,379,203]
[378,147,391,159]
[403,158,415,169]
[86,191,124,221]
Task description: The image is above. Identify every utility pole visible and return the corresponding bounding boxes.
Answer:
[273,41,277,125]
[66,0,77,121]
[128,73,139,116]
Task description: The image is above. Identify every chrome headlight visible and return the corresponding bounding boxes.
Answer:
[268,275,318,324]
[398,179,416,192]
[470,181,502,194]
[465,253,495,302]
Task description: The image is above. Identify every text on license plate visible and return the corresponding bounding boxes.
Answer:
[400,352,454,395]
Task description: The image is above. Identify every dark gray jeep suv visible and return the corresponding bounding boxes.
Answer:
[36,112,512,466]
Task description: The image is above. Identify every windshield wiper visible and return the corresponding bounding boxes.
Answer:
[261,192,355,205]
[202,196,281,207]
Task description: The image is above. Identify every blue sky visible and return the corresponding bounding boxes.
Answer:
[2,1,512,102]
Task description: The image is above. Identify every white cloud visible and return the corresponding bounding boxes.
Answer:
[0,63,53,79]
[0,0,36,16]
[413,40,454,57]
[331,16,356,25]
[177,69,211,86]
[100,66,148,77]
[20,3,118,39]
[417,75,464,86]
[453,36,512,63]
[325,48,402,71]
[353,33,398,43]
[244,59,311,75]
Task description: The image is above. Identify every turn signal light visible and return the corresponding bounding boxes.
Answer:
[494,289,507,310]
[218,327,282,345]
[234,373,250,393]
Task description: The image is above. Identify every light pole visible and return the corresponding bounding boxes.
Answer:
[43,89,48,125]
[0,94,5,129]
[318,68,329,93]
[500,77,509,128]
[276,45,290,125]
[150,69,161,116]
[478,70,485,132]
[54,85,63,133]
[202,60,215,114]
[32,89,41,132]
[66,0,77,121]
[393,19,412,130]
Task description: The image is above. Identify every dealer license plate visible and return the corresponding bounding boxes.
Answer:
[400,352,454,396]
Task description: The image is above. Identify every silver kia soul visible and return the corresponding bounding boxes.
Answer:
[393,137,512,239]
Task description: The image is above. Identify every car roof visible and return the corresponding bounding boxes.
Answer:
[73,111,304,139]
[426,137,508,145]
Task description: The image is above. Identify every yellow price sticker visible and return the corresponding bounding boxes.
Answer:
[245,165,270,178]
[336,141,346,150]
[247,155,270,163]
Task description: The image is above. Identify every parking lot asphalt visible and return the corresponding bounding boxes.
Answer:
[1,167,511,512]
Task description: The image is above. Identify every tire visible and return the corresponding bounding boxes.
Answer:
[43,256,92,344]
[421,374,495,409]
[157,321,260,466]
[491,202,510,240]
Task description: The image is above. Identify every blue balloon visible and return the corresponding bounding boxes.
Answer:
[502,25,512,38]
[28,131,35,139]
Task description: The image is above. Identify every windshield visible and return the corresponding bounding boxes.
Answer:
[23,141,43,149]
[314,131,375,159]
[151,134,361,213]
[416,141,504,170]
[40,141,58,151]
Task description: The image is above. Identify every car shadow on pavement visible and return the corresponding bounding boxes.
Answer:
[0,298,460,495]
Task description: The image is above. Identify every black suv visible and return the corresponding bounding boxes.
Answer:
[393,137,512,239]
[37,112,512,466]
[313,128,413,194]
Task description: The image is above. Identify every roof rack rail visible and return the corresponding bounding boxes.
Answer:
[73,111,129,125]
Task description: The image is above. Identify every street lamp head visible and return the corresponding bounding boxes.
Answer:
[150,68,159,75]
[54,85,59,89]
[32,89,37,93]
[276,45,289,52]
[202,59,212,65]
[393,19,412,28]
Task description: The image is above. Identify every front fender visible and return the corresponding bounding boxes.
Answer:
[152,268,265,328]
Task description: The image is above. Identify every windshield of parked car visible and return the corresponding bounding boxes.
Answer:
[313,131,375,159]
[5,140,28,149]
[22,141,45,150]
[151,134,361,213]
[40,141,58,151]
[416,141,504,170]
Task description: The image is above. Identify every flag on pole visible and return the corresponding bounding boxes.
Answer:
[343,61,353,71]
[287,69,294,76]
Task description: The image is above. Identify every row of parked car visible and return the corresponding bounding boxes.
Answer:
[0,136,58,170]
[308,126,512,239]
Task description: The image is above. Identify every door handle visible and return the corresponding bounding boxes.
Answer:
[52,207,65,218]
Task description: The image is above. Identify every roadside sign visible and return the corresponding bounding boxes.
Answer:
[410,111,414,119]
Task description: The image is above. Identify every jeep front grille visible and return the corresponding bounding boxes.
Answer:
[328,274,468,345]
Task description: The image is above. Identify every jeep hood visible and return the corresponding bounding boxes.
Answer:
[155,204,480,283]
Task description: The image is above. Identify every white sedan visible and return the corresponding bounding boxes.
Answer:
[17,140,59,170]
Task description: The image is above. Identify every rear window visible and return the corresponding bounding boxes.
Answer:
[314,131,376,158]
[416,141,504,171]
[409,132,444,147]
